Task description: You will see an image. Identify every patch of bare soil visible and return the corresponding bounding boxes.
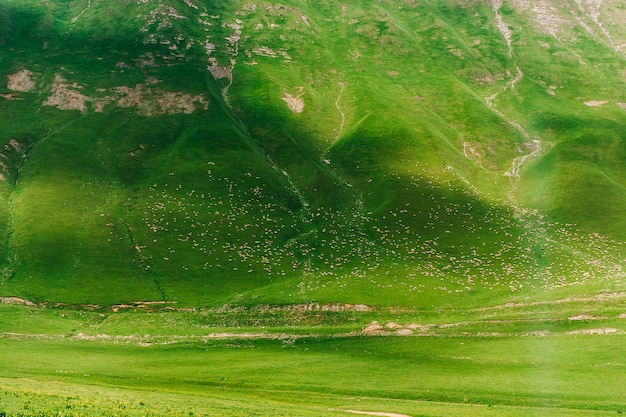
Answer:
[92,96,113,112]
[361,321,385,335]
[282,88,305,113]
[157,91,208,114]
[208,57,232,81]
[6,69,36,92]
[110,300,177,312]
[73,333,113,341]
[0,93,20,101]
[343,410,412,417]
[511,0,569,38]
[255,303,373,312]
[584,100,609,106]
[477,292,626,311]
[568,314,604,321]
[0,297,35,306]
[567,328,620,335]
[115,84,209,116]
[41,74,209,116]
[361,321,429,336]
[43,75,88,112]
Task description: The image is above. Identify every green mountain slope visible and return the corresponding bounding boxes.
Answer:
[0,0,625,308]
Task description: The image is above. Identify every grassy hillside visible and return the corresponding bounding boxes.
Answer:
[0,0,625,308]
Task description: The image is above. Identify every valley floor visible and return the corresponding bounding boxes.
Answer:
[2,294,626,416]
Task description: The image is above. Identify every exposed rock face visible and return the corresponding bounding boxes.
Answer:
[0,138,32,183]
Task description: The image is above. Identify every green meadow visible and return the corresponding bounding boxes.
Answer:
[2,289,626,416]
[1,0,626,415]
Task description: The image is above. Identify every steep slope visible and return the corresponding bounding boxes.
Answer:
[0,0,624,307]
[0,0,307,304]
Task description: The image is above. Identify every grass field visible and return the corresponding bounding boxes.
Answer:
[2,288,626,416]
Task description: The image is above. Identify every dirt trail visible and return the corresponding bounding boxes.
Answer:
[492,0,513,57]
[504,140,542,181]
[71,0,92,24]
[202,15,312,215]
[487,1,545,194]
[334,82,346,141]
[486,1,529,138]
[484,66,527,138]
[488,3,520,106]
[205,16,241,106]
